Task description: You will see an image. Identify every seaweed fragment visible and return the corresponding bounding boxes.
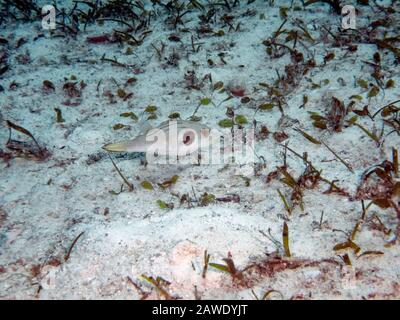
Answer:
[278,167,312,212]
[273,131,288,142]
[341,253,352,266]
[209,256,244,283]
[374,38,400,61]
[218,119,234,128]
[141,275,178,300]
[243,253,340,287]
[127,276,151,300]
[113,123,130,130]
[333,239,361,254]
[351,121,382,145]
[368,214,392,237]
[282,222,291,257]
[235,115,248,125]
[107,153,134,191]
[5,120,50,162]
[356,251,384,259]
[202,250,211,279]
[141,181,154,190]
[294,128,321,145]
[216,194,240,203]
[277,189,292,216]
[42,80,55,92]
[199,192,216,206]
[120,112,138,122]
[158,175,179,189]
[100,54,135,68]
[278,143,350,197]
[54,108,65,123]
[64,231,85,262]
[156,200,173,209]
[62,81,82,107]
[87,34,113,44]
[328,97,346,132]
[321,141,353,173]
[356,160,399,212]
[393,148,398,177]
[261,290,284,300]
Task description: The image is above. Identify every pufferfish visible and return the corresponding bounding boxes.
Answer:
[102,120,213,157]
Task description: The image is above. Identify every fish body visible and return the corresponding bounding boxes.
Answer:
[103,120,212,157]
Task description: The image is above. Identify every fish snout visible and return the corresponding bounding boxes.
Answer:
[102,141,130,152]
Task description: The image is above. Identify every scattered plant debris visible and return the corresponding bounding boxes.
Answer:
[140,275,178,300]
[4,120,50,162]
[64,232,85,262]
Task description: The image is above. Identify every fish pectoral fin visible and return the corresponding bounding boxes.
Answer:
[138,121,153,135]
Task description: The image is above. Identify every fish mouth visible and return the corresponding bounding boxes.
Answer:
[102,141,130,152]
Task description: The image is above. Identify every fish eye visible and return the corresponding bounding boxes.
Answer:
[182,130,195,145]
